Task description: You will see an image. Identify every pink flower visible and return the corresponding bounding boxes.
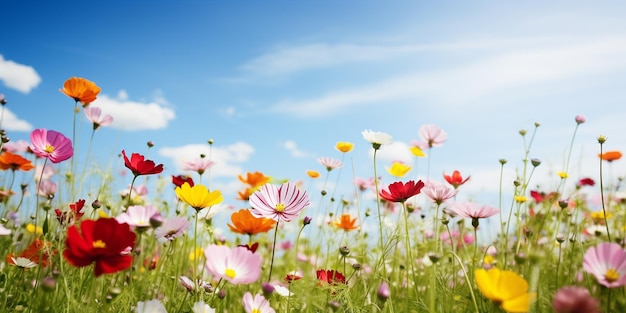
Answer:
[2,140,30,153]
[418,124,447,148]
[422,181,457,205]
[116,205,161,230]
[29,129,73,163]
[183,157,215,175]
[448,202,500,219]
[155,217,190,243]
[249,182,311,223]
[84,106,113,130]
[552,286,600,313]
[354,177,377,192]
[583,242,626,288]
[242,292,275,313]
[37,179,57,198]
[318,157,343,171]
[204,245,263,284]
[575,114,586,124]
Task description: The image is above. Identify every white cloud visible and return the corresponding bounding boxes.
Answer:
[92,93,175,131]
[268,36,626,117]
[0,55,41,93]
[283,140,311,158]
[158,141,255,178]
[372,141,414,165]
[0,108,32,131]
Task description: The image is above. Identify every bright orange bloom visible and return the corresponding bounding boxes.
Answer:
[307,170,320,178]
[59,77,101,106]
[238,172,270,188]
[0,151,34,171]
[6,239,55,267]
[228,209,276,235]
[599,151,622,162]
[333,214,359,231]
[237,187,256,201]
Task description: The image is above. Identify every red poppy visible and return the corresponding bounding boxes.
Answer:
[443,170,470,189]
[55,199,86,224]
[172,175,194,188]
[6,239,55,267]
[578,178,595,187]
[599,151,622,162]
[122,150,164,177]
[379,180,425,203]
[316,269,346,285]
[63,218,136,276]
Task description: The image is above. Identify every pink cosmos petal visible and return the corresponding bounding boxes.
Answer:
[249,182,310,223]
[204,245,262,285]
[583,242,626,288]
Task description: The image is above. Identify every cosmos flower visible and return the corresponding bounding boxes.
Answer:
[335,142,354,153]
[10,257,38,269]
[59,77,101,106]
[306,170,320,178]
[204,244,263,284]
[577,177,595,187]
[552,286,600,313]
[0,151,34,171]
[419,124,448,148]
[385,162,412,177]
[6,239,54,267]
[116,205,161,230]
[249,182,311,223]
[475,267,533,313]
[318,157,343,171]
[122,150,164,177]
[29,129,73,163]
[242,292,275,313]
[448,202,500,220]
[2,140,30,153]
[316,269,346,285]
[155,217,190,243]
[422,181,458,205]
[379,180,425,203]
[583,242,626,288]
[192,301,216,313]
[183,157,215,175]
[599,150,622,162]
[134,299,167,313]
[175,182,223,212]
[228,209,276,236]
[333,213,359,231]
[63,218,136,276]
[84,106,113,130]
[238,171,270,188]
[172,175,194,188]
[37,179,58,198]
[443,170,470,189]
[55,199,86,225]
[362,129,392,149]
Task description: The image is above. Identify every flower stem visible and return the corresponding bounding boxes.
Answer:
[267,220,280,282]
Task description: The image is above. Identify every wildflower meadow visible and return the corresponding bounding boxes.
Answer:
[0,77,624,313]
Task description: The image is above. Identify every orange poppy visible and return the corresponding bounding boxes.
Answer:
[228,209,276,235]
[599,151,622,162]
[6,239,56,267]
[238,171,270,188]
[333,213,359,231]
[59,77,101,106]
[0,151,34,171]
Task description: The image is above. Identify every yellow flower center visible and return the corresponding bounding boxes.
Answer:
[92,240,106,248]
[44,144,55,153]
[225,268,236,278]
[275,203,285,212]
[252,309,261,313]
[605,268,620,282]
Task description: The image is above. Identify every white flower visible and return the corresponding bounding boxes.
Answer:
[362,129,392,148]
[273,284,294,297]
[0,224,11,236]
[11,257,37,269]
[135,299,167,313]
[192,301,215,313]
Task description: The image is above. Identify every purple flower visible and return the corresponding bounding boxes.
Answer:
[249,182,311,223]
[29,129,73,163]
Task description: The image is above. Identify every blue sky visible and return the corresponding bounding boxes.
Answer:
[2,1,626,220]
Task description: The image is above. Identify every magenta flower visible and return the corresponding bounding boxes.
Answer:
[242,292,275,313]
[116,205,161,230]
[317,157,343,171]
[448,202,500,219]
[204,244,263,284]
[29,129,73,163]
[422,181,458,205]
[183,157,215,175]
[583,242,626,288]
[419,124,447,148]
[84,106,113,130]
[249,182,311,223]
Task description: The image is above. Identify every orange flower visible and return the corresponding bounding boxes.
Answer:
[0,151,34,171]
[59,77,101,106]
[228,209,276,235]
[333,213,359,231]
[307,170,320,178]
[238,171,270,188]
[6,239,55,267]
[599,151,622,162]
[236,187,256,201]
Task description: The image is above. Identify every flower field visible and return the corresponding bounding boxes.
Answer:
[0,77,624,312]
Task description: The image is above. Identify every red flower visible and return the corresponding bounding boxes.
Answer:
[578,178,595,187]
[316,269,346,285]
[63,218,136,276]
[6,239,56,267]
[237,242,259,253]
[443,170,470,189]
[122,150,164,177]
[172,175,194,188]
[379,180,425,203]
[55,199,86,224]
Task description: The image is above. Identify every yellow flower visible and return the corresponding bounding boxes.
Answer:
[189,247,204,261]
[25,223,43,236]
[557,171,568,179]
[410,146,426,157]
[475,268,534,313]
[335,142,354,153]
[306,170,320,179]
[386,162,412,177]
[514,196,527,203]
[97,210,110,218]
[175,183,223,211]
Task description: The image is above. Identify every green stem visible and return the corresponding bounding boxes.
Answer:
[267,220,280,282]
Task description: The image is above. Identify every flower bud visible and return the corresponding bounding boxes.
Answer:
[303,216,312,226]
[377,281,391,301]
[531,158,541,167]
[575,115,586,124]
[339,246,350,256]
